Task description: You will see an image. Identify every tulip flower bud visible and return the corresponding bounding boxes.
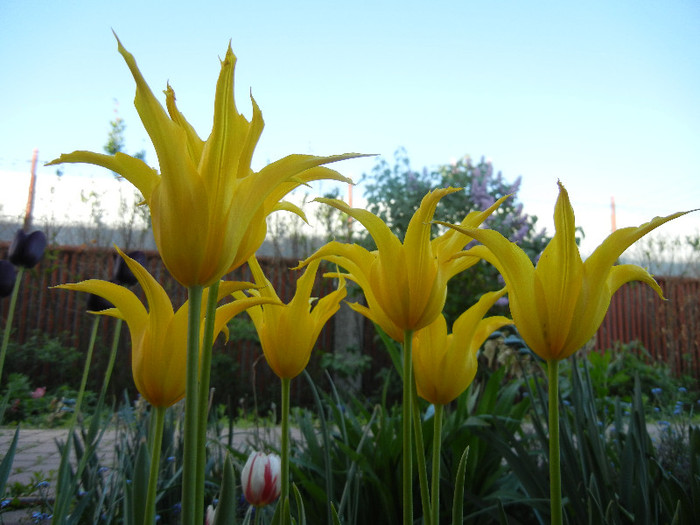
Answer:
[205,505,215,525]
[241,451,281,507]
[8,230,47,269]
[113,250,147,286]
[0,260,17,298]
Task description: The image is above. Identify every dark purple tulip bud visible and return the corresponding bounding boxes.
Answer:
[8,230,47,269]
[0,260,17,298]
[112,250,146,286]
[87,292,113,312]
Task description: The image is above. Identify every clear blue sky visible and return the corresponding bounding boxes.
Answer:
[1,0,698,255]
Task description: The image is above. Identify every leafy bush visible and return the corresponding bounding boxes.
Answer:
[283,364,532,525]
[482,355,700,524]
[0,329,82,394]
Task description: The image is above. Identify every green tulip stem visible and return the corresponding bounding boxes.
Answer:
[431,404,444,525]
[0,266,24,388]
[280,376,291,525]
[402,329,414,525]
[97,318,123,409]
[70,315,100,427]
[144,406,166,525]
[547,359,562,525]
[183,284,203,525]
[411,381,431,525]
[195,280,221,518]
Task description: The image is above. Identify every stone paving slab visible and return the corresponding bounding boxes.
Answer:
[0,427,117,489]
[0,425,289,488]
[0,424,296,523]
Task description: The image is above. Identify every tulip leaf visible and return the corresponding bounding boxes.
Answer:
[0,426,18,495]
[451,445,470,525]
[292,483,306,525]
[213,454,238,525]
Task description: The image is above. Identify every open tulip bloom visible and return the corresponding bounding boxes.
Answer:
[239,257,346,380]
[413,288,512,406]
[300,188,508,339]
[438,180,692,524]
[55,248,276,408]
[235,256,346,517]
[299,187,507,524]
[412,288,512,523]
[49,35,362,288]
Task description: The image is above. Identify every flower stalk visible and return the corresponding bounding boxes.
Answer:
[402,329,414,525]
[145,406,166,525]
[280,376,291,525]
[195,279,221,518]
[182,284,203,525]
[548,359,562,525]
[431,404,444,525]
[0,267,23,389]
[411,381,431,525]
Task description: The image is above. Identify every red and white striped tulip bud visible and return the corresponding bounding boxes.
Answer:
[241,451,281,507]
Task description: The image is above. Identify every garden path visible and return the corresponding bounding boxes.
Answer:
[0,424,293,490]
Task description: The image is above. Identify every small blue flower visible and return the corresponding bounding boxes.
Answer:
[562,400,571,407]
[35,480,50,489]
[172,503,182,515]
[678,387,687,393]
[167,456,176,463]
[651,387,663,396]
[1,499,11,508]
[673,406,682,415]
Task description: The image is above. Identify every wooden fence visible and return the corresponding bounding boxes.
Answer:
[2,244,699,410]
[0,243,336,411]
[595,276,700,379]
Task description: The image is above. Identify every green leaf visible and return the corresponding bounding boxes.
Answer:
[451,445,470,525]
[0,426,18,494]
[213,454,238,525]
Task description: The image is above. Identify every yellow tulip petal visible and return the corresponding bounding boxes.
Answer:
[533,182,583,355]
[585,210,690,294]
[165,84,205,163]
[314,197,403,256]
[471,316,513,351]
[272,201,308,223]
[115,35,193,182]
[453,288,508,342]
[54,279,147,336]
[47,151,159,201]
[347,301,404,342]
[449,232,546,357]
[432,194,510,259]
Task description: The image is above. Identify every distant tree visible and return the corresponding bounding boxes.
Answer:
[103,114,151,249]
[361,148,550,322]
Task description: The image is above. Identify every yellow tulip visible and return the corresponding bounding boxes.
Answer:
[413,289,512,405]
[299,188,508,339]
[237,257,346,379]
[48,35,361,287]
[55,249,275,407]
[438,181,691,362]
